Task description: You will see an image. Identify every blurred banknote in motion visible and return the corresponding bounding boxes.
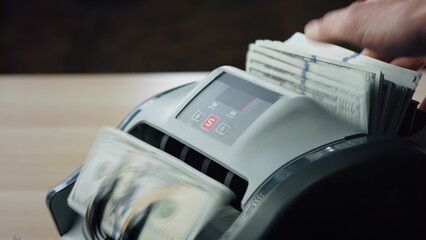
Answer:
[11,233,21,240]
[68,126,234,240]
[246,32,422,134]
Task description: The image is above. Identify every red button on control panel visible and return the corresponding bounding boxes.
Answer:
[201,115,219,130]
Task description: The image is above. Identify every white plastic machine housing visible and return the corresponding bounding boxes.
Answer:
[46,66,426,239]
[48,66,365,239]
[120,66,364,206]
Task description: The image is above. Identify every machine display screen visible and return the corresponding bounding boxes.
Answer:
[216,87,256,111]
[177,72,280,145]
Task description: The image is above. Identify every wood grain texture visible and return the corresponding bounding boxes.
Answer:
[0,72,206,239]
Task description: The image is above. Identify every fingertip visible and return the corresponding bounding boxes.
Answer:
[360,49,391,62]
[304,19,320,40]
[390,57,426,71]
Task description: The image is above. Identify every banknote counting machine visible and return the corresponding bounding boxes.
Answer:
[47,66,426,239]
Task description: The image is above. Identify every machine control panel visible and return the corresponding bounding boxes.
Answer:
[177,72,280,145]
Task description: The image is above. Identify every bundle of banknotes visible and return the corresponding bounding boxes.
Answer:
[246,32,422,134]
[68,127,234,240]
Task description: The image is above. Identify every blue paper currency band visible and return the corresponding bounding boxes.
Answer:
[301,62,309,88]
[342,53,360,62]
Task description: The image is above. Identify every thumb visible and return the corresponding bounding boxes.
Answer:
[304,1,374,46]
[304,9,353,43]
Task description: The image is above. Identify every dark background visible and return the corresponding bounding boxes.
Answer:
[1,0,355,73]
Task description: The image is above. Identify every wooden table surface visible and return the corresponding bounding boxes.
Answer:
[0,70,425,240]
[0,72,208,240]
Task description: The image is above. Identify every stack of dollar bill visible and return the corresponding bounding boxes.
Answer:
[68,127,234,240]
[246,32,422,134]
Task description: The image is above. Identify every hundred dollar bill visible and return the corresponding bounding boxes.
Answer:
[247,33,422,134]
[283,33,421,134]
[67,128,142,216]
[246,44,380,132]
[249,41,380,92]
[248,41,382,112]
[284,32,421,90]
[246,60,367,131]
[136,183,222,240]
[68,127,234,239]
[101,160,230,240]
[247,47,368,94]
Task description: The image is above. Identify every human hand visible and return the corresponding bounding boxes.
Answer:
[304,0,426,70]
[304,0,426,109]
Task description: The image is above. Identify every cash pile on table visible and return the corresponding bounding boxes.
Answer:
[246,32,422,134]
[68,127,234,240]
